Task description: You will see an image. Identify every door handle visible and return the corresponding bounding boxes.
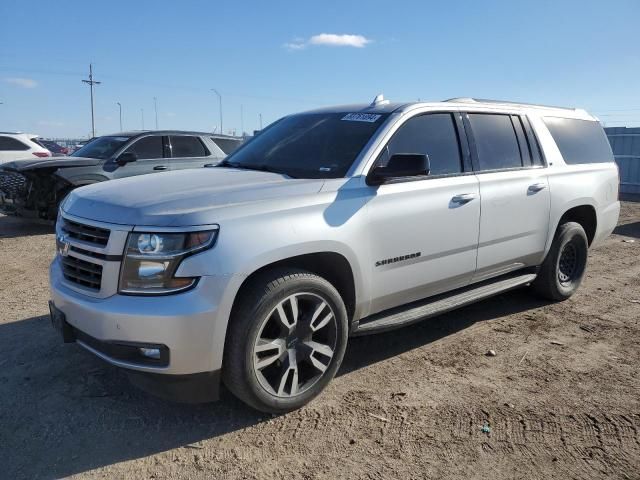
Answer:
[153,166,168,171]
[451,193,477,205]
[528,182,547,193]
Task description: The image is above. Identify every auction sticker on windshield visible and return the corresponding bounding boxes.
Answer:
[341,113,381,122]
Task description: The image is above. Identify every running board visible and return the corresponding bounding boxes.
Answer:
[353,273,537,336]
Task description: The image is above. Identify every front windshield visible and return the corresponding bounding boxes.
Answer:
[224,112,389,178]
[71,136,131,159]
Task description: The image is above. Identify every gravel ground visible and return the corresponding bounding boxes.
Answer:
[0,201,639,480]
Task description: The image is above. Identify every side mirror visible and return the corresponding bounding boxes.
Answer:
[368,153,430,185]
[117,152,137,165]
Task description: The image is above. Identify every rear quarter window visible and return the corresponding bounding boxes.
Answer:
[543,117,614,164]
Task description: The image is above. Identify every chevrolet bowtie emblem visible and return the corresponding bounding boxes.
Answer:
[57,234,70,257]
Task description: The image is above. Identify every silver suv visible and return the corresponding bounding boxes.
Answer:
[49,96,620,412]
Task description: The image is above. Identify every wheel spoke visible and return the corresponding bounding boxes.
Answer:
[304,340,334,373]
[276,303,296,332]
[310,302,333,332]
[254,338,286,370]
[277,349,299,396]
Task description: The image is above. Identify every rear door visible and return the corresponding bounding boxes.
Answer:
[168,135,213,170]
[108,135,168,179]
[366,112,481,314]
[465,112,550,281]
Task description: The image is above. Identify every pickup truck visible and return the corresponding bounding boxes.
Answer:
[49,96,620,413]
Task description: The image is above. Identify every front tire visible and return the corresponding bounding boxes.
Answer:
[222,268,348,413]
[532,221,589,301]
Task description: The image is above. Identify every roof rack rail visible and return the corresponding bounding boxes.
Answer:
[443,97,576,111]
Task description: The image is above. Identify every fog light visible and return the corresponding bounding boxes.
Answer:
[139,347,161,359]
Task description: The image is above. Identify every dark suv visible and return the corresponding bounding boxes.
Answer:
[0,130,234,221]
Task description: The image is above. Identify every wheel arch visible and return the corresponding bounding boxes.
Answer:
[231,251,357,325]
[555,204,597,246]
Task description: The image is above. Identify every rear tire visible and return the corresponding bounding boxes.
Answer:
[222,268,348,413]
[532,221,588,301]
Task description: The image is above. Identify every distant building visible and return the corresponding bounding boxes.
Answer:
[605,127,640,194]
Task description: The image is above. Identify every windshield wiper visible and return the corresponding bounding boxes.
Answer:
[216,160,297,178]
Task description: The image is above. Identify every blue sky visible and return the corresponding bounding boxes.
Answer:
[0,0,638,138]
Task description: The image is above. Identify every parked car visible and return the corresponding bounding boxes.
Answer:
[38,139,69,157]
[0,130,225,220]
[0,132,51,163]
[49,96,620,412]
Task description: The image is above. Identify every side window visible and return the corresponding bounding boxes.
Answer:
[123,136,163,160]
[468,114,523,170]
[511,116,532,165]
[211,137,241,154]
[170,136,209,158]
[521,116,544,166]
[383,113,462,175]
[0,136,29,151]
[543,117,614,164]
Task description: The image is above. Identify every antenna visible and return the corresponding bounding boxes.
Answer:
[370,94,390,107]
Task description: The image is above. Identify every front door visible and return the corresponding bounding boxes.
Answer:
[106,135,169,179]
[366,112,481,314]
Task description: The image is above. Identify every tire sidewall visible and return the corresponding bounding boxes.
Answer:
[240,275,348,412]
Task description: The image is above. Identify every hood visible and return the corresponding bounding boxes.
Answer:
[64,167,325,226]
[1,156,101,171]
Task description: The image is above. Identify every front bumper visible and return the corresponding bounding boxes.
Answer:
[50,257,227,376]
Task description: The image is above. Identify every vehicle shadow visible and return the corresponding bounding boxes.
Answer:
[0,214,53,238]
[613,221,640,239]
[2,289,547,479]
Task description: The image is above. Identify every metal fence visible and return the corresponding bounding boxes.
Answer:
[606,127,640,194]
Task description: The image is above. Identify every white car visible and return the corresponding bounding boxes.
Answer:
[0,132,51,164]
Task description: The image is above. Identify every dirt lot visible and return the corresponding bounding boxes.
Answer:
[1,202,639,480]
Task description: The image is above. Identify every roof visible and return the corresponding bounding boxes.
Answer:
[101,130,224,137]
[296,96,594,120]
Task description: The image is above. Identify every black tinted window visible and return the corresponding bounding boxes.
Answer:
[468,114,523,170]
[383,113,462,175]
[212,137,242,154]
[226,113,389,179]
[0,136,29,151]
[124,136,163,160]
[544,117,613,164]
[170,136,208,158]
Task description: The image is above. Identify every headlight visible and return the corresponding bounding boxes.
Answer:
[119,229,217,295]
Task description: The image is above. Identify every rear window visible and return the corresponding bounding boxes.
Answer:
[211,137,242,154]
[543,117,614,164]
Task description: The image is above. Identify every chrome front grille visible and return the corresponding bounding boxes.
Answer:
[0,171,27,197]
[61,218,110,246]
[57,214,131,298]
[61,255,103,290]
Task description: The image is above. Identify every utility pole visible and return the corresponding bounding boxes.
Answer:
[153,97,159,130]
[116,102,123,131]
[211,89,223,135]
[258,113,263,130]
[82,64,101,137]
[240,104,244,137]
[141,108,144,130]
